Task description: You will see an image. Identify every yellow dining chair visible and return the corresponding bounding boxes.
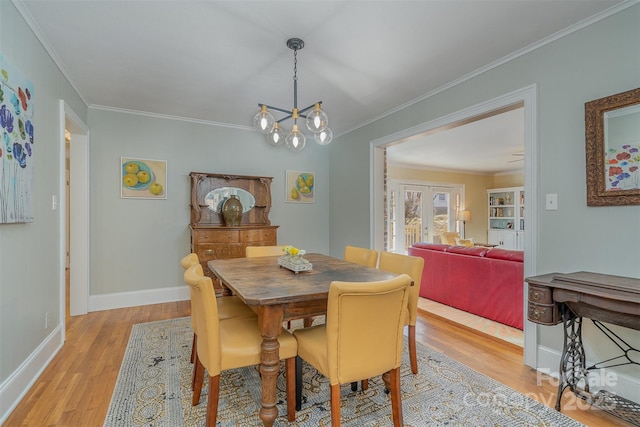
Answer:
[245,245,286,257]
[184,264,298,425]
[180,254,255,369]
[378,251,424,374]
[293,275,411,427]
[344,245,378,268]
[181,253,202,365]
[180,253,255,320]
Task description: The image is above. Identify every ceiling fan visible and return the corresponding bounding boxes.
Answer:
[508,152,524,163]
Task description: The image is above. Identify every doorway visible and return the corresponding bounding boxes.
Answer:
[59,101,89,338]
[370,85,538,367]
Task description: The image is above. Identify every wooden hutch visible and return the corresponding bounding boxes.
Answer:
[189,172,278,295]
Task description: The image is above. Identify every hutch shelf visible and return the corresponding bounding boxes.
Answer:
[189,172,278,295]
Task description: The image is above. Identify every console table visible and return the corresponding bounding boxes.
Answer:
[525,272,640,426]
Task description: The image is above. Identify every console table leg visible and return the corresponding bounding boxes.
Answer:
[556,310,587,411]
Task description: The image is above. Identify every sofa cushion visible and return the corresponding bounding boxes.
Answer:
[454,237,474,247]
[411,243,449,252]
[485,248,524,262]
[445,245,489,257]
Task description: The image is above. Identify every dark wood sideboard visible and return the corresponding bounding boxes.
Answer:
[189,172,278,295]
[525,272,640,426]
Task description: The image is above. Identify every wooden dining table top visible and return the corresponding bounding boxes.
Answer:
[208,253,402,306]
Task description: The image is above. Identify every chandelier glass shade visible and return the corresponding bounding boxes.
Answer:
[253,38,332,151]
[266,122,285,146]
[254,104,275,134]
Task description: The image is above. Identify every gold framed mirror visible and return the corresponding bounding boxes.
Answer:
[585,87,640,206]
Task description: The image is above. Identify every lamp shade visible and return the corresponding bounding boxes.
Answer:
[459,210,471,222]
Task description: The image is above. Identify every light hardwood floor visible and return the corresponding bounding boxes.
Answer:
[3,301,632,426]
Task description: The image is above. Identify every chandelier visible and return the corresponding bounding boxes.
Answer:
[253,38,333,152]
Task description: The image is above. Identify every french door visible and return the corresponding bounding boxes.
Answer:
[389,182,461,253]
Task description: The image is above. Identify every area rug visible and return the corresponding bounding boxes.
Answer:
[104,317,584,427]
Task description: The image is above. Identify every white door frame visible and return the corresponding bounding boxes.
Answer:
[59,101,90,327]
[370,85,538,367]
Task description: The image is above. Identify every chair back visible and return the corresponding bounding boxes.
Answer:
[378,252,424,326]
[325,274,410,385]
[184,264,222,376]
[344,245,378,268]
[181,253,201,333]
[245,245,285,257]
[440,232,460,246]
[180,252,200,269]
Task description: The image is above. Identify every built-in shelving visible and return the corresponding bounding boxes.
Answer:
[487,187,524,250]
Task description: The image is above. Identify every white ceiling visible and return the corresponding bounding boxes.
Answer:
[16,0,625,172]
[387,106,525,173]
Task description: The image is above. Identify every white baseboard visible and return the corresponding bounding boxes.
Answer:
[89,285,190,312]
[0,286,189,424]
[0,326,64,425]
[536,345,640,403]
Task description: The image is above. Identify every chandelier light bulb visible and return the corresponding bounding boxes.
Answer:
[305,103,328,133]
[286,124,306,152]
[314,127,333,145]
[253,105,275,134]
[267,122,285,146]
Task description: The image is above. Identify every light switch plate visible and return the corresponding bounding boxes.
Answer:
[546,194,558,210]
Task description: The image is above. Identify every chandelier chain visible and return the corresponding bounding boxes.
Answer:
[293,49,298,81]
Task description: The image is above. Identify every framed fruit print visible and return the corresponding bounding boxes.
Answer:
[285,170,315,203]
[121,157,167,199]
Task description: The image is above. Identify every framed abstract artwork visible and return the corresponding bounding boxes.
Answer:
[285,170,315,203]
[121,157,167,199]
[585,88,640,206]
[0,53,35,223]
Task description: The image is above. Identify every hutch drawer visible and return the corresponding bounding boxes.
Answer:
[241,228,278,243]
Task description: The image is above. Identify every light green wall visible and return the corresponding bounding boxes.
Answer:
[330,4,639,400]
[491,174,524,189]
[88,110,330,295]
[1,2,87,385]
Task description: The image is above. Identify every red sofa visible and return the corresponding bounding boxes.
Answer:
[408,243,524,330]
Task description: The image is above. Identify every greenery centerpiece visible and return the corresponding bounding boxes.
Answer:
[278,245,313,273]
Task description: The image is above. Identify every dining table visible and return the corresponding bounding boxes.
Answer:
[208,252,403,427]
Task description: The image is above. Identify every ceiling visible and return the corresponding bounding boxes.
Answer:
[387,106,525,173]
[16,0,625,172]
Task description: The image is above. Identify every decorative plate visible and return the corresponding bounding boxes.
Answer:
[122,160,154,190]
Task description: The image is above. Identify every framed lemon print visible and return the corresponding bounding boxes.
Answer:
[286,170,315,203]
[121,157,167,199]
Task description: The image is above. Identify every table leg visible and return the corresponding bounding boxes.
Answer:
[556,308,587,411]
[257,305,284,427]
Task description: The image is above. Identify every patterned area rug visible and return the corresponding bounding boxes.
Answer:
[104,317,584,427]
